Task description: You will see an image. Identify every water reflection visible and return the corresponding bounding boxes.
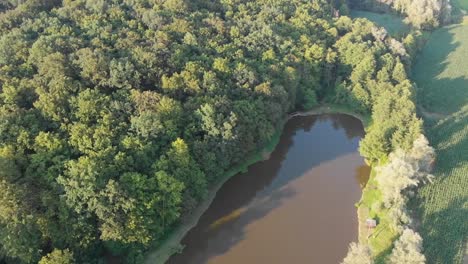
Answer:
[167,114,369,264]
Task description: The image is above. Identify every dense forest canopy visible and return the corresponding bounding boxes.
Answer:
[0,0,429,263]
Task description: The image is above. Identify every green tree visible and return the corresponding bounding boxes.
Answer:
[39,249,74,264]
[156,138,206,208]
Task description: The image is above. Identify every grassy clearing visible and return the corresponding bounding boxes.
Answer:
[412,22,468,115]
[411,18,468,264]
[357,167,399,264]
[349,10,410,37]
[453,0,468,13]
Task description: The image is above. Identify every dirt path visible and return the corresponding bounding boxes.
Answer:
[419,106,447,120]
[464,244,468,264]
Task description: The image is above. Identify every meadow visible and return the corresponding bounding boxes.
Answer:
[349,10,410,37]
[456,0,468,10]
[411,14,468,264]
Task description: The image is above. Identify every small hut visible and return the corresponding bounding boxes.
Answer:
[366,218,377,238]
[366,218,377,229]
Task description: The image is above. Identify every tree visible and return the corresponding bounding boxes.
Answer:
[39,249,74,264]
[392,60,408,83]
[341,242,373,264]
[388,228,426,264]
[0,0,429,261]
[155,138,206,209]
[376,135,435,208]
[0,180,42,263]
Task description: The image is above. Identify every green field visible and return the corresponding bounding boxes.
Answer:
[350,10,410,37]
[458,0,468,11]
[413,22,468,115]
[412,18,468,264]
[453,0,468,14]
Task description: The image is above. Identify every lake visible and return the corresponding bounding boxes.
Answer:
[167,114,369,264]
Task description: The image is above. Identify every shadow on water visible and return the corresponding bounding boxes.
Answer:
[167,114,368,264]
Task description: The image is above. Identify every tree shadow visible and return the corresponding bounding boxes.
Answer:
[427,106,468,173]
[412,23,468,116]
[412,19,468,264]
[415,197,468,264]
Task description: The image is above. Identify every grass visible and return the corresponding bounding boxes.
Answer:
[144,103,369,263]
[457,0,468,10]
[357,167,399,263]
[413,107,468,264]
[411,16,468,264]
[349,10,410,37]
[453,0,468,14]
[412,22,468,115]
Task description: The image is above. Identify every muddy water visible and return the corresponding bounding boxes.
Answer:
[167,114,370,264]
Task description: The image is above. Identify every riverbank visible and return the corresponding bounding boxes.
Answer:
[356,166,398,263]
[144,103,370,264]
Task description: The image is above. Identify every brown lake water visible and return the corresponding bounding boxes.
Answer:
[167,114,369,264]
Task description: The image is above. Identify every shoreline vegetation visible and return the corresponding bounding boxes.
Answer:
[348,2,468,264]
[0,1,458,263]
[144,104,370,263]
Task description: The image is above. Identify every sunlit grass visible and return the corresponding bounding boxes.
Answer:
[411,15,468,264]
[349,10,410,37]
[453,0,468,12]
[412,22,468,115]
[358,168,398,263]
[414,107,468,264]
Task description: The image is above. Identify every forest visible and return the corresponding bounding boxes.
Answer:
[0,0,451,263]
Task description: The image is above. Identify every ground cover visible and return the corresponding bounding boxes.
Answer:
[349,10,410,37]
[411,16,468,263]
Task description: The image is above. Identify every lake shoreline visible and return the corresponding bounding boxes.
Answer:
[144,104,370,264]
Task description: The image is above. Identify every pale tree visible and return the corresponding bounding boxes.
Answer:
[376,134,435,208]
[388,228,426,264]
[394,0,452,28]
[376,149,418,207]
[341,242,374,264]
[410,135,435,174]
